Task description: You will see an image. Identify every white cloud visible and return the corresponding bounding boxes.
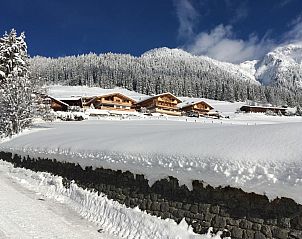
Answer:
[284,14,302,43]
[278,0,293,8]
[173,0,275,63]
[174,0,302,63]
[186,24,275,63]
[173,0,198,39]
[224,0,249,24]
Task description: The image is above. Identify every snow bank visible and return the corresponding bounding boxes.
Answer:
[1,160,223,239]
[1,120,302,204]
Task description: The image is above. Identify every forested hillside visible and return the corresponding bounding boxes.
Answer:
[30,48,302,107]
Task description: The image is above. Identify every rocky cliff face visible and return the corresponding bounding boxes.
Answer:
[254,43,302,89]
[144,44,302,91]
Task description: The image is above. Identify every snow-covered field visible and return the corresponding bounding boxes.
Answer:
[1,116,302,204]
[1,85,302,238]
[0,160,221,239]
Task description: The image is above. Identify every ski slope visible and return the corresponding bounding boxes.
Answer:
[1,119,302,204]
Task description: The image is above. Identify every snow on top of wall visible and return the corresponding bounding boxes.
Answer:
[2,160,221,239]
[1,119,302,204]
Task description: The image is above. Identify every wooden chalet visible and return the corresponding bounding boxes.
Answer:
[240,105,287,115]
[135,92,182,116]
[82,93,136,111]
[59,97,83,108]
[48,97,83,111]
[180,100,213,116]
[49,97,69,111]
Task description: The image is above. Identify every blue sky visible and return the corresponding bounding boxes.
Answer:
[1,0,302,63]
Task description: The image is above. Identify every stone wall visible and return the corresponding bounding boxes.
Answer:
[1,151,302,239]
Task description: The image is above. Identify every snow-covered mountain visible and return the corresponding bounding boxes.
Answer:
[29,44,302,106]
[239,60,258,79]
[254,43,302,89]
[141,47,258,84]
[143,45,302,91]
[141,47,193,58]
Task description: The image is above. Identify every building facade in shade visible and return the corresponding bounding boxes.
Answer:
[82,93,136,111]
[179,100,213,116]
[240,105,287,115]
[135,92,182,116]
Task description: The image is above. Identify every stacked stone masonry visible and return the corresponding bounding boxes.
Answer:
[0,151,302,239]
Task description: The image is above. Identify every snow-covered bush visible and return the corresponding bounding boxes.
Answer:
[68,105,83,112]
[296,105,302,116]
[54,111,88,121]
[265,110,277,116]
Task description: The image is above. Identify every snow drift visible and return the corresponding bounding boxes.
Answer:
[1,160,222,239]
[1,120,302,204]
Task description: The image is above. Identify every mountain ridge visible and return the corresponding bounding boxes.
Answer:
[29,43,302,106]
[254,43,302,89]
[142,44,302,90]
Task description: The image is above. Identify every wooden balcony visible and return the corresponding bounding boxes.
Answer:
[155,102,178,110]
[154,108,181,116]
[97,99,132,107]
[99,105,135,111]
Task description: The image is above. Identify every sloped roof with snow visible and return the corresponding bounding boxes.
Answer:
[48,96,69,107]
[136,92,182,104]
[83,92,138,106]
[57,97,82,101]
[48,85,149,102]
[178,100,213,110]
[96,92,137,102]
[240,105,287,110]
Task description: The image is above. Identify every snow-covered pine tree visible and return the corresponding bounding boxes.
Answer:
[0,29,36,137]
[296,105,302,116]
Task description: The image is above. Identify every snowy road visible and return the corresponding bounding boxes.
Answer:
[0,161,210,239]
[0,165,116,239]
